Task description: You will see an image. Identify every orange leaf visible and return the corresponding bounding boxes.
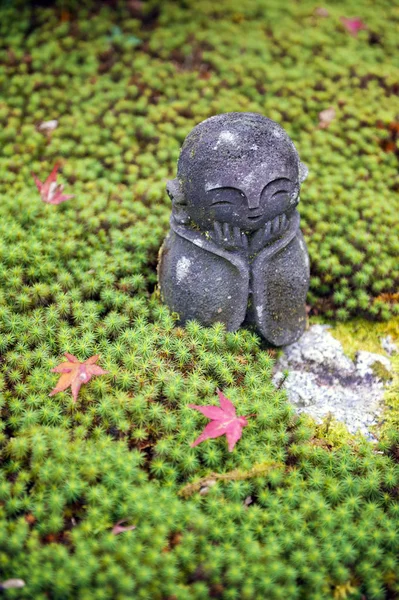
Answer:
[49,353,108,402]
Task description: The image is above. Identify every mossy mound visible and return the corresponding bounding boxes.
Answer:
[1,322,399,600]
[0,1,399,598]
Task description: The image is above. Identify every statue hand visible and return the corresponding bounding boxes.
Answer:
[210,221,248,252]
[249,214,289,254]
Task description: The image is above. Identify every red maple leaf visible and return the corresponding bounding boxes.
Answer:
[189,389,250,452]
[32,163,74,204]
[340,17,367,36]
[49,353,108,402]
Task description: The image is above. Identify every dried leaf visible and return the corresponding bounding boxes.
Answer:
[199,479,217,495]
[38,119,58,132]
[189,389,250,452]
[60,10,71,22]
[0,579,25,590]
[333,580,357,599]
[32,163,74,205]
[49,353,108,402]
[340,17,367,37]
[112,519,137,535]
[318,107,336,129]
[314,7,329,17]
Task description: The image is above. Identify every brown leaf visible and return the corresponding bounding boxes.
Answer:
[314,7,329,17]
[318,107,336,129]
[24,513,36,525]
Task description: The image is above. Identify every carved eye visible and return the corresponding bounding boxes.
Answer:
[272,190,290,199]
[208,187,245,207]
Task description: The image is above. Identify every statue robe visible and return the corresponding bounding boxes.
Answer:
[157,210,309,346]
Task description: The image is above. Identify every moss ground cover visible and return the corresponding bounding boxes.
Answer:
[0,0,399,598]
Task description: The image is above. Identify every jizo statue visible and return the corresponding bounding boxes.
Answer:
[157,112,310,346]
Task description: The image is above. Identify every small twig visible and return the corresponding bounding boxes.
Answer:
[276,371,289,390]
[324,412,333,435]
[178,460,282,499]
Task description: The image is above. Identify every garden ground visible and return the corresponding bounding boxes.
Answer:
[0,1,399,598]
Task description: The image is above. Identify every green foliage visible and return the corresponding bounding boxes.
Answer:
[0,0,399,598]
[1,341,399,599]
[0,0,398,318]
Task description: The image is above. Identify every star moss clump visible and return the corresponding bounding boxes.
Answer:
[1,318,399,599]
[0,0,399,598]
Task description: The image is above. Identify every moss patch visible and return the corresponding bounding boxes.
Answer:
[0,1,399,598]
[324,317,399,359]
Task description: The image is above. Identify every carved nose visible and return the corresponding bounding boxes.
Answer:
[247,196,260,210]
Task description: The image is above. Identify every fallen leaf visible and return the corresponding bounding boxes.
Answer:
[375,292,399,304]
[199,479,217,495]
[60,10,71,22]
[112,519,137,535]
[314,7,329,17]
[340,17,367,36]
[333,580,357,599]
[0,579,25,590]
[38,119,58,132]
[318,106,336,129]
[24,513,36,525]
[49,353,108,402]
[32,163,74,205]
[189,389,250,452]
[128,0,143,16]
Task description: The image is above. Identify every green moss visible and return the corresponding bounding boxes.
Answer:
[371,360,393,383]
[322,316,399,359]
[0,1,399,598]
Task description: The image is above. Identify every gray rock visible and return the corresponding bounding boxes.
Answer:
[380,335,398,355]
[158,112,310,346]
[279,324,354,373]
[355,351,392,378]
[274,325,392,439]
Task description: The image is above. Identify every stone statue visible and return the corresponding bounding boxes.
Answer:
[157,112,310,346]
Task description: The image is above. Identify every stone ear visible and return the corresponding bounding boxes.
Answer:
[166,178,190,225]
[299,162,309,183]
[166,179,184,204]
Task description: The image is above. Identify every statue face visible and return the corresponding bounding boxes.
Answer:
[182,154,300,233]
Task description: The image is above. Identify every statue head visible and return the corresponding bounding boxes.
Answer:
[167,112,308,233]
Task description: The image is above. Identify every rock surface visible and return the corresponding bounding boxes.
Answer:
[274,325,392,439]
[380,335,398,356]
